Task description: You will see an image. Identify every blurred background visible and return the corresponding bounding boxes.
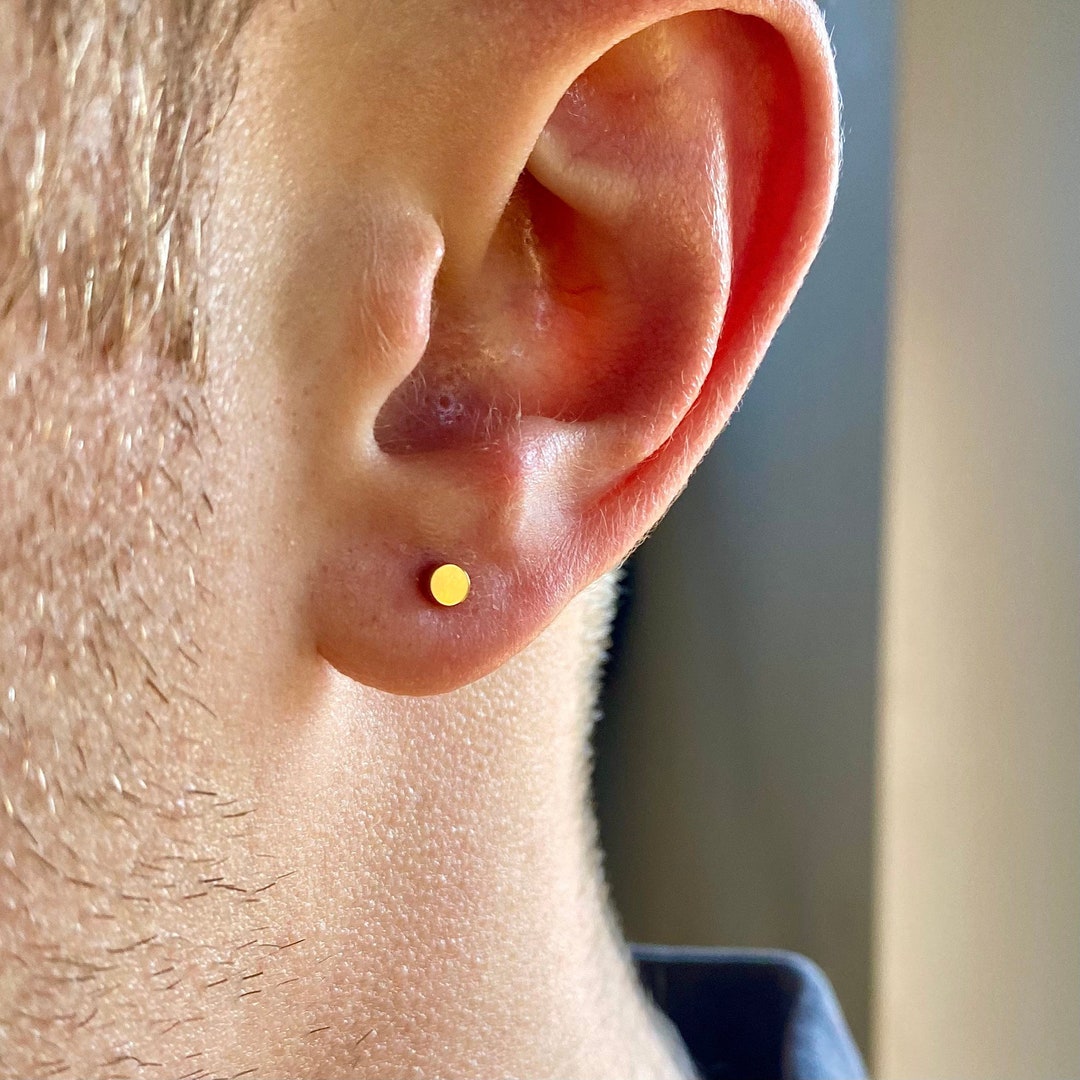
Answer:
[593,0,1080,1077]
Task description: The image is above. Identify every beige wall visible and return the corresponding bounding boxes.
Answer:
[874,0,1080,1076]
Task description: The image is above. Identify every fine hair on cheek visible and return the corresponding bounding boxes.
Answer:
[0,338,295,1078]
[0,6,324,1076]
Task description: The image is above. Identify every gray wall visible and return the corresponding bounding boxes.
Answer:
[594,0,894,1057]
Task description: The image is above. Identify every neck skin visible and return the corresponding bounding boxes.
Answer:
[245,577,687,1079]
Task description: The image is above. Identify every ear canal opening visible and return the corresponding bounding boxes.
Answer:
[373,362,524,456]
[373,154,662,464]
[371,166,589,458]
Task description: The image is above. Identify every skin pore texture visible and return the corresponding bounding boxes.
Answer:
[0,0,839,1077]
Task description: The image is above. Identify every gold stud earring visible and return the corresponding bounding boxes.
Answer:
[428,563,471,607]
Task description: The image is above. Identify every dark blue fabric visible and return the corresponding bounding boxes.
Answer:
[630,944,868,1080]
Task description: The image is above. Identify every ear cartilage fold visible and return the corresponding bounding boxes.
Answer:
[427,563,471,607]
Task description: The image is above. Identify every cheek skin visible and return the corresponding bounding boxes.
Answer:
[0,336,312,1077]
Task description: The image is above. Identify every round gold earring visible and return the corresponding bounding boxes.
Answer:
[428,563,471,607]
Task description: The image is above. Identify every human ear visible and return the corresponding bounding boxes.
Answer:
[311,0,840,695]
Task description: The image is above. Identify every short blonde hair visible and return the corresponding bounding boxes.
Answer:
[0,0,256,373]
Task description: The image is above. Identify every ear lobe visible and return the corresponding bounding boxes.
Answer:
[314,3,839,696]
